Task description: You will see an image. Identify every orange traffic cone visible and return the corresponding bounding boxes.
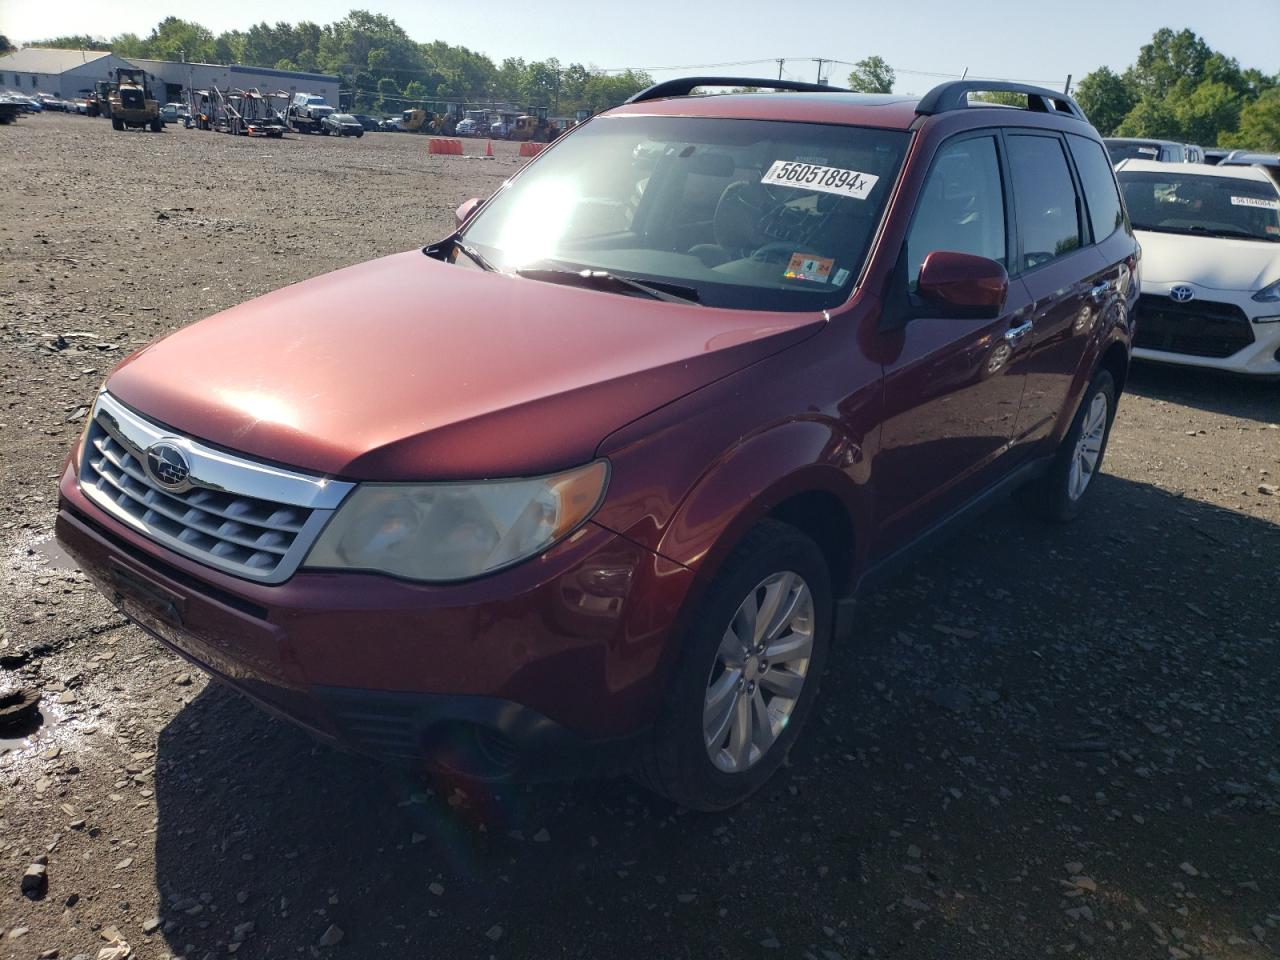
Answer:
[485,139,493,157]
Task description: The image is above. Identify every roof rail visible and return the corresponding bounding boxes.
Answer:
[916,80,1087,122]
[625,77,850,104]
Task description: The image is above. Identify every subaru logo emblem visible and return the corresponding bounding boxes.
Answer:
[144,441,191,490]
[1170,285,1195,303]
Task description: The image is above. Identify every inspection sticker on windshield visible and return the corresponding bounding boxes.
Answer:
[784,253,835,283]
[1230,195,1279,209]
[761,160,879,200]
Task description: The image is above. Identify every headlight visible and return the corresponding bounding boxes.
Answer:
[304,460,609,582]
[1253,279,1280,303]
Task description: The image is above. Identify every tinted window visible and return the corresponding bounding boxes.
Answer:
[1068,135,1125,242]
[906,136,1006,288]
[1118,170,1280,242]
[1007,134,1082,270]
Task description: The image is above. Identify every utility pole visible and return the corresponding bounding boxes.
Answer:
[1063,74,1072,94]
[777,58,784,81]
[815,58,826,85]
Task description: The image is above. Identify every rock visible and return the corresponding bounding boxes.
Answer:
[1179,862,1199,877]
[1064,861,1085,875]
[22,862,48,898]
[1071,875,1098,893]
[485,925,504,942]
[141,918,161,935]
[1221,781,1252,796]
[928,687,972,713]
[533,828,550,843]
[907,845,922,860]
[173,673,192,687]
[231,921,254,942]
[428,882,444,896]
[7,928,29,939]
[113,857,133,871]
[39,949,60,959]
[1259,483,1277,496]
[95,943,130,960]
[318,925,343,947]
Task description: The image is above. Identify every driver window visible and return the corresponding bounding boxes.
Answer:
[906,136,1006,290]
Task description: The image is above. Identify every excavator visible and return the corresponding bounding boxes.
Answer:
[507,106,558,143]
[401,103,461,136]
[108,68,162,132]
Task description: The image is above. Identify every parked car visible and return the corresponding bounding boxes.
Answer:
[455,118,479,137]
[321,112,364,137]
[380,116,402,131]
[1116,159,1280,376]
[1104,137,1189,164]
[159,102,190,126]
[1220,151,1280,168]
[1202,148,1232,166]
[352,114,380,132]
[55,77,1137,810]
[7,94,42,113]
[36,94,68,111]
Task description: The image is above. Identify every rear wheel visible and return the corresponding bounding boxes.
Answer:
[150,117,163,132]
[1022,369,1116,522]
[634,520,832,810]
[111,118,123,131]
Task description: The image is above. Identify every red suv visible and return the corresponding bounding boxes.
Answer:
[56,77,1138,810]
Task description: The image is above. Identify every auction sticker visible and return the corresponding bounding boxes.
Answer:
[1231,195,1280,209]
[784,253,835,283]
[762,160,879,200]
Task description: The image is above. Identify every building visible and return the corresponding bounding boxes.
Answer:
[0,47,341,108]
[0,48,137,98]
[128,59,340,108]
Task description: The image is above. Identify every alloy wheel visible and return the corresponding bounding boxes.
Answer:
[1068,392,1109,501]
[703,571,814,773]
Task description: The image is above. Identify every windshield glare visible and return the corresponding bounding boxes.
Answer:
[460,116,910,311]
[1118,170,1280,241]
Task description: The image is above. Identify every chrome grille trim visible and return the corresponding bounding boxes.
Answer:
[79,391,354,584]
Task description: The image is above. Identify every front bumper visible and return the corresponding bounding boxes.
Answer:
[56,464,695,779]
[1133,282,1280,376]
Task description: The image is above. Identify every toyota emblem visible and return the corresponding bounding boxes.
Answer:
[144,441,192,490]
[1170,285,1195,303]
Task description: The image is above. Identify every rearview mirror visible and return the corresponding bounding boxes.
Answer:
[455,197,482,227]
[916,251,1009,319]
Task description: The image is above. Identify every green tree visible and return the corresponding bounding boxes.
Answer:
[375,76,401,111]
[31,35,112,51]
[0,35,13,55]
[1115,95,1180,139]
[1126,27,1211,99]
[1172,80,1242,145]
[1222,88,1280,150]
[138,16,217,63]
[402,80,427,101]
[1073,66,1136,136]
[846,55,894,94]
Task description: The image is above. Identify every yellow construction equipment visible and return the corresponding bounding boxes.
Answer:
[108,68,162,132]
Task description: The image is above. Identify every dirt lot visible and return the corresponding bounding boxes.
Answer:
[2,112,1279,960]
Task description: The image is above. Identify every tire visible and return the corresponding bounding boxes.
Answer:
[111,118,123,131]
[150,118,162,132]
[1022,369,1117,522]
[634,519,832,811]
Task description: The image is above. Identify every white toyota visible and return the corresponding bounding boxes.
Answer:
[1116,159,1280,376]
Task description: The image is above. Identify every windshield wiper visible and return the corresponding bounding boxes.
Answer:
[516,267,701,304]
[1184,225,1274,242]
[455,239,499,271]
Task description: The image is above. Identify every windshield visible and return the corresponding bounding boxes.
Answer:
[1118,170,1280,242]
[333,114,356,123]
[459,115,910,311]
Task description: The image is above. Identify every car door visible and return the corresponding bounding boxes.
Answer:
[875,132,1033,548]
[1000,131,1110,445]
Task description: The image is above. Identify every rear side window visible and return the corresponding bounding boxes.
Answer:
[1006,134,1083,271]
[1067,134,1125,242]
[905,136,1006,288]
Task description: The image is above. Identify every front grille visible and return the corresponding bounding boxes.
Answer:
[78,392,353,584]
[1134,294,1255,358]
[84,422,306,575]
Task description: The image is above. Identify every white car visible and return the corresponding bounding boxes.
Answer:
[1116,159,1280,376]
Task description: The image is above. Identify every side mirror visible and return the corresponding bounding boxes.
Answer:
[455,197,482,227]
[916,251,1009,319]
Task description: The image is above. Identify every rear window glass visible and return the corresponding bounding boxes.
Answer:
[1068,135,1126,242]
[1007,134,1083,271]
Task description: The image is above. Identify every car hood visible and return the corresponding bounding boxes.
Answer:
[1135,229,1280,291]
[105,251,824,481]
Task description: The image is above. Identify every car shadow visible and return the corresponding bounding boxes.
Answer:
[1125,360,1279,423]
[150,474,1280,959]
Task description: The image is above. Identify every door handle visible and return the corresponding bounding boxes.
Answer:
[1003,319,1033,343]
[1089,280,1111,300]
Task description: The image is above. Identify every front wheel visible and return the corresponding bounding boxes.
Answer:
[634,520,832,811]
[1022,369,1117,522]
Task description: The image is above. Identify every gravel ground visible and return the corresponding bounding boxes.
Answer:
[2,112,1279,960]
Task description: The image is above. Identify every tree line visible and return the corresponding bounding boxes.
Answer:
[25,11,653,115]
[844,33,1278,152]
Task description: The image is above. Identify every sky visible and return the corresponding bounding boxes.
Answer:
[1,0,1276,93]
